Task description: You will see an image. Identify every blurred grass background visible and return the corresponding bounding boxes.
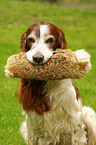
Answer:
[0,0,96,144]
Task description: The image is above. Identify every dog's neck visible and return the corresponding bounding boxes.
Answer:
[19,79,82,116]
[46,79,82,115]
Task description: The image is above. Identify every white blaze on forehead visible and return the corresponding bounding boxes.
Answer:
[40,25,49,38]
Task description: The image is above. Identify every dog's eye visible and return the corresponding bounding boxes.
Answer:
[45,38,53,43]
[29,38,35,43]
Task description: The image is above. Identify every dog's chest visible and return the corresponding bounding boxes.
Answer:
[27,103,71,138]
[27,108,72,145]
[27,80,82,144]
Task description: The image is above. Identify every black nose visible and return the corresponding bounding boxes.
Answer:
[33,52,44,63]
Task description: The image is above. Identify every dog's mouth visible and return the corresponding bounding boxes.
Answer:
[31,57,52,65]
[26,50,54,65]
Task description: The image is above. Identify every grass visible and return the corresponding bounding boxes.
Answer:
[0,0,96,144]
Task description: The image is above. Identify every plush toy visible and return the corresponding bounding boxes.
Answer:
[5,49,91,80]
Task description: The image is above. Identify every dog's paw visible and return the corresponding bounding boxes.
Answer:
[76,49,91,72]
[5,69,13,78]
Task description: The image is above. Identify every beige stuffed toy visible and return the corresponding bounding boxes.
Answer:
[5,49,91,80]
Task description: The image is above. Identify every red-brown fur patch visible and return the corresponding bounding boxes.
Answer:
[49,24,67,50]
[19,79,51,115]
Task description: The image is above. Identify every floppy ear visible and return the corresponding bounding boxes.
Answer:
[20,32,27,52]
[59,28,67,49]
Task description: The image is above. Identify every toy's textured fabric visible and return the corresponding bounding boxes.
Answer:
[5,49,90,80]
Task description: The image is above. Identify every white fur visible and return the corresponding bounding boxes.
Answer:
[20,121,28,144]
[40,25,49,38]
[76,49,91,72]
[82,106,96,145]
[26,25,53,64]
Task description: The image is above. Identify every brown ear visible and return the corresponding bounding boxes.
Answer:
[20,32,27,52]
[59,28,67,49]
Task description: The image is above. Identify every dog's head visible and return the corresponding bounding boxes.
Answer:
[21,22,67,64]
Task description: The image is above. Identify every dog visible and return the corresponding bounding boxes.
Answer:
[6,22,96,145]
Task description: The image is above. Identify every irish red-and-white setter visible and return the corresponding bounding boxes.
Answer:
[6,22,96,145]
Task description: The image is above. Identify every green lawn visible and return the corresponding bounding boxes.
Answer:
[0,0,96,144]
